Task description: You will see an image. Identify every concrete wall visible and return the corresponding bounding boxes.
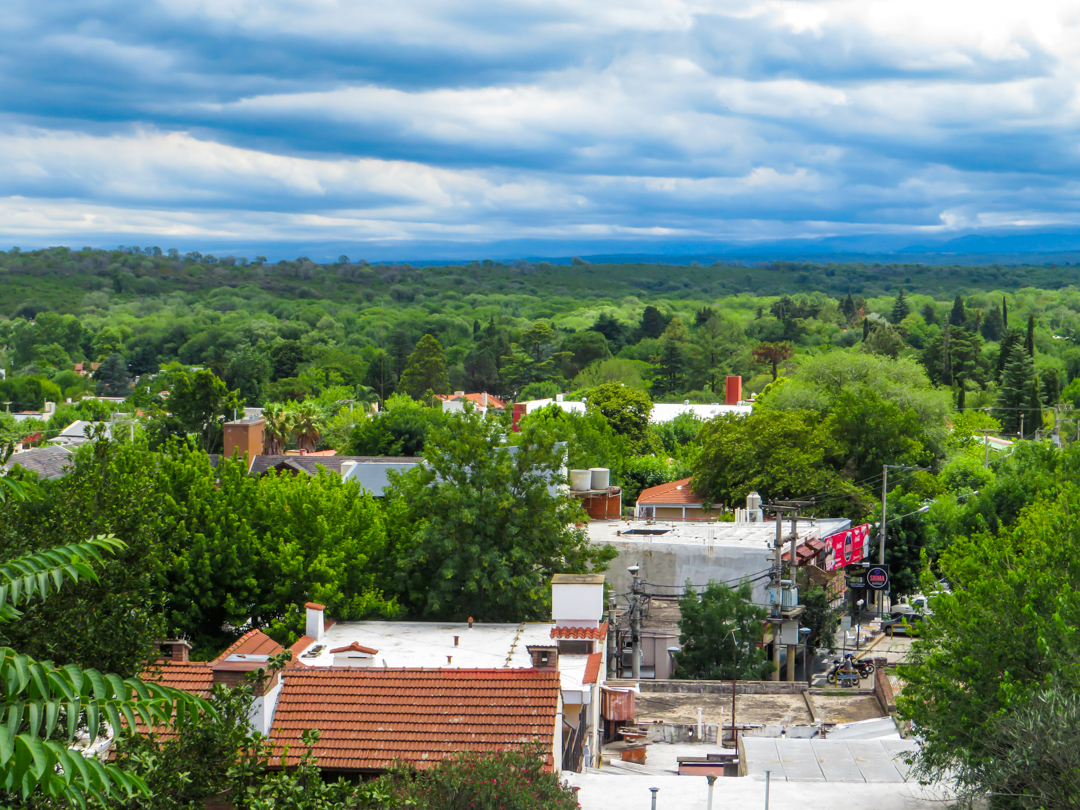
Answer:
[599,540,772,602]
[610,679,810,695]
[872,659,896,715]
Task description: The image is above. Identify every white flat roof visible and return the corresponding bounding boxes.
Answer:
[587,518,850,549]
[518,399,752,423]
[294,620,596,692]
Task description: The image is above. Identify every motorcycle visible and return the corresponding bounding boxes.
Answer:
[825,654,874,683]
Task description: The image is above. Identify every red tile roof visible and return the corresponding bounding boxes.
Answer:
[268,668,560,772]
[329,642,379,655]
[636,477,702,505]
[583,653,602,685]
[142,662,215,698]
[128,662,216,744]
[437,392,507,409]
[215,629,284,661]
[550,622,608,640]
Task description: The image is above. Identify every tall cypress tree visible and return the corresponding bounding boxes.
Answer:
[841,293,857,322]
[1025,374,1043,439]
[996,328,1023,382]
[949,296,967,327]
[1025,314,1036,357]
[1002,296,1009,328]
[890,287,911,324]
[981,304,1005,341]
[997,352,1034,435]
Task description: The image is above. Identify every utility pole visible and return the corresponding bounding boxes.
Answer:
[983,430,990,468]
[606,597,618,679]
[628,566,643,680]
[1019,413,1025,440]
[880,465,929,615]
[763,502,812,681]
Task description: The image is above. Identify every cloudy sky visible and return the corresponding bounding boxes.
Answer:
[3,0,1080,259]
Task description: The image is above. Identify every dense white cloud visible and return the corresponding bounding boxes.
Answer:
[2,0,1080,255]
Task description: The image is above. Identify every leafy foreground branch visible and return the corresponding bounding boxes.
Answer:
[0,535,211,807]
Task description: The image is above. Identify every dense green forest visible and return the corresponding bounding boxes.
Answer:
[5,246,1080,418]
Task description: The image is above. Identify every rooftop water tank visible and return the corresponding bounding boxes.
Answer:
[590,467,610,490]
[570,469,591,491]
[747,491,762,511]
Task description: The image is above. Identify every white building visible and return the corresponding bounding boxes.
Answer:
[289,574,611,772]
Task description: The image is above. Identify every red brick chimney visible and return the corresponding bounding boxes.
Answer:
[165,639,192,663]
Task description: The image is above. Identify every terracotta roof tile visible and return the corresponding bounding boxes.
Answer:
[635,477,702,505]
[550,622,608,640]
[268,668,559,772]
[128,662,216,743]
[329,642,379,655]
[215,629,284,661]
[142,661,215,699]
[583,653,602,685]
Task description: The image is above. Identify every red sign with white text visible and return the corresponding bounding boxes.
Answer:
[827,524,868,571]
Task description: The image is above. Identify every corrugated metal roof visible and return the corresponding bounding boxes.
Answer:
[268,668,560,772]
[3,445,73,480]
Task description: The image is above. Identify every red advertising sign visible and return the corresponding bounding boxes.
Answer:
[826,524,868,571]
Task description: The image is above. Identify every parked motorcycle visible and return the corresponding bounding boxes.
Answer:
[825,654,874,683]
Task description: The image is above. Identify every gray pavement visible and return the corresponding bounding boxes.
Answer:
[742,737,919,783]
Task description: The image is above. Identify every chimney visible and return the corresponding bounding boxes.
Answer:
[527,645,559,671]
[468,616,474,628]
[299,449,307,456]
[511,403,527,432]
[225,418,265,461]
[454,390,465,397]
[551,573,605,628]
[481,392,488,408]
[454,635,460,646]
[305,602,326,641]
[165,639,192,663]
[725,376,742,406]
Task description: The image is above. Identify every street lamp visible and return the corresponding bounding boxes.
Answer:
[855,599,865,651]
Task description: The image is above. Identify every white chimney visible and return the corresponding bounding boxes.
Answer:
[551,574,605,628]
[340,460,357,479]
[305,602,325,640]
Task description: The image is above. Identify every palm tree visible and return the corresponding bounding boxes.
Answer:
[261,402,293,455]
[290,401,324,453]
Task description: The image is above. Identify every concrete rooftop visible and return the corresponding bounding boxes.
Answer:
[293,620,595,692]
[587,518,851,549]
[566,771,950,809]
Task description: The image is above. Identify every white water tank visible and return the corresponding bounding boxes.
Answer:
[747,491,762,511]
[570,469,591,491]
[590,467,610,490]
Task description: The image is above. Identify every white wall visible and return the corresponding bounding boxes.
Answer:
[552,583,604,627]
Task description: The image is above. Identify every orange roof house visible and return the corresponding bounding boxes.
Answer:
[635,477,719,520]
[437,392,507,413]
[268,668,561,773]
